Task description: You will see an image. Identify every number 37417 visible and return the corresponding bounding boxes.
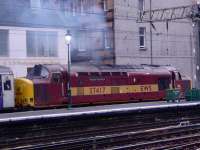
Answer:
[89,87,106,95]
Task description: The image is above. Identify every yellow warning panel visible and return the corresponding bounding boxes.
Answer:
[15,78,35,107]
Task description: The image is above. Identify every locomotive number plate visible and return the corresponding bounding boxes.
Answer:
[89,87,106,95]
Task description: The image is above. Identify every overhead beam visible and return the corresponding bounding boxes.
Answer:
[137,4,199,23]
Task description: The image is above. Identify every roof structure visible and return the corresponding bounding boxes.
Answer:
[36,63,171,76]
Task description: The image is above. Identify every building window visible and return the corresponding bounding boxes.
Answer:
[61,0,71,16]
[80,0,91,15]
[139,27,146,49]
[80,0,84,15]
[41,0,57,9]
[20,0,30,7]
[72,1,77,16]
[104,30,113,49]
[26,31,57,57]
[78,31,87,52]
[103,0,108,11]
[138,0,145,12]
[0,30,8,56]
[30,0,41,8]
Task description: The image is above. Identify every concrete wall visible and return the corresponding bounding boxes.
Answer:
[114,0,196,85]
[0,26,67,77]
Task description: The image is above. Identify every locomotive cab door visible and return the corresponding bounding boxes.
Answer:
[171,71,182,89]
[158,77,170,91]
[2,74,14,108]
[171,71,176,89]
[51,72,64,103]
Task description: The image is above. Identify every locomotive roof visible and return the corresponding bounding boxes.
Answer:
[37,64,171,76]
[71,64,171,75]
[0,66,13,74]
[37,64,66,73]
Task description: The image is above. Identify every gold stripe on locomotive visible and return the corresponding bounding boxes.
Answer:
[71,84,159,96]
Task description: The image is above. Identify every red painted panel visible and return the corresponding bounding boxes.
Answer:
[70,91,165,105]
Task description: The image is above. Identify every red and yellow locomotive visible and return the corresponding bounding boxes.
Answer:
[15,64,191,108]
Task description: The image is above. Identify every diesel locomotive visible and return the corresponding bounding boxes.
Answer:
[14,64,191,108]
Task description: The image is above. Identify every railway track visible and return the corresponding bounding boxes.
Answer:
[0,113,161,141]
[111,124,200,150]
[10,123,200,150]
[1,108,200,149]
[0,117,185,148]
[2,116,200,149]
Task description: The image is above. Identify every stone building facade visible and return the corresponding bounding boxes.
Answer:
[0,0,198,87]
[0,0,113,76]
[112,0,198,86]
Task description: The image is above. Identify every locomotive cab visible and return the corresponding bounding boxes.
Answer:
[28,64,67,107]
[171,70,191,98]
[16,64,68,108]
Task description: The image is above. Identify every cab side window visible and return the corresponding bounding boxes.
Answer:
[40,67,49,78]
[178,72,182,80]
[52,73,61,83]
[158,78,170,90]
[4,80,11,91]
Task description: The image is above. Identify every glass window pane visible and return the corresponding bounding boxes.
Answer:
[30,0,41,8]
[37,32,46,56]
[48,32,57,56]
[138,0,144,11]
[140,36,144,47]
[0,30,8,56]
[26,31,57,57]
[139,27,145,35]
[104,30,113,49]
[40,67,49,78]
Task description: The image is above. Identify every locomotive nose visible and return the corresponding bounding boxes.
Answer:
[15,78,34,108]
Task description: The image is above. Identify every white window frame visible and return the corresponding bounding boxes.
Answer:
[72,1,76,16]
[78,32,86,52]
[104,30,113,49]
[26,31,58,57]
[30,0,41,8]
[0,29,9,57]
[103,0,108,12]
[139,27,146,49]
[80,0,86,16]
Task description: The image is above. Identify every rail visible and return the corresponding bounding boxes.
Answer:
[2,112,200,149]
